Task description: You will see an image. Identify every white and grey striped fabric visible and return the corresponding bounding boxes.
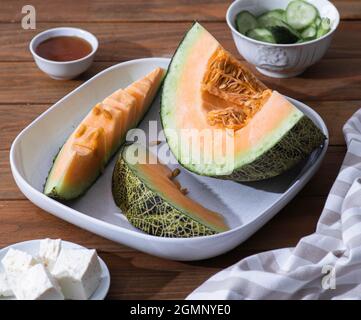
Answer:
[188,110,361,300]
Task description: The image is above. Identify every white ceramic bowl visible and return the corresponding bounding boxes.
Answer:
[29,27,98,80]
[226,0,340,78]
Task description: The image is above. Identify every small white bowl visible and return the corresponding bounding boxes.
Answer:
[30,27,98,80]
[226,0,340,78]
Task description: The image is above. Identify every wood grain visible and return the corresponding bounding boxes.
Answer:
[0,22,230,62]
[0,146,346,201]
[0,101,358,152]
[0,59,361,104]
[0,195,325,299]
[0,163,328,244]
[0,0,359,22]
[0,100,352,201]
[0,104,48,151]
[0,0,360,300]
[0,21,360,62]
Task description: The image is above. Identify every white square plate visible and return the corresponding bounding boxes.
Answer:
[10,58,328,261]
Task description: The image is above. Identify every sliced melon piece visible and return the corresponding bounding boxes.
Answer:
[44,67,165,200]
[161,23,325,181]
[112,143,228,237]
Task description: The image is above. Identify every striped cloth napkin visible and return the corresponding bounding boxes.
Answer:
[188,109,361,300]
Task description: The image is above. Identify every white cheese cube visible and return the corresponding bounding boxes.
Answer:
[38,238,62,271]
[15,264,64,300]
[1,248,36,274]
[1,248,36,288]
[52,249,101,300]
[0,273,13,297]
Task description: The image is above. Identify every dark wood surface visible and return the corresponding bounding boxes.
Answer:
[0,0,360,299]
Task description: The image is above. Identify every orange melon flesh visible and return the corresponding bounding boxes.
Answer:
[55,127,106,194]
[176,29,300,164]
[106,90,138,128]
[161,23,317,177]
[44,67,165,200]
[122,144,228,233]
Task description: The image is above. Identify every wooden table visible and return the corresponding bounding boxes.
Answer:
[1,0,360,299]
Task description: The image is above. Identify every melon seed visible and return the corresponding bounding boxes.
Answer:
[92,105,101,115]
[75,124,87,138]
[102,109,113,120]
[171,168,180,178]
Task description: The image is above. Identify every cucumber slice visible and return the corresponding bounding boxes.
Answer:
[263,19,301,41]
[316,18,331,38]
[316,26,330,38]
[315,17,322,27]
[236,11,258,34]
[269,25,300,44]
[320,17,331,30]
[246,28,276,43]
[301,25,317,39]
[286,0,318,30]
[257,9,286,27]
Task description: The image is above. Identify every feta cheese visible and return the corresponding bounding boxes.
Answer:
[1,248,36,288]
[0,273,13,297]
[52,249,101,300]
[15,264,64,300]
[38,238,62,271]
[1,248,36,274]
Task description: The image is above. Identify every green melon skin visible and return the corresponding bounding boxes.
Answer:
[112,151,216,238]
[164,116,326,182]
[217,116,325,181]
[44,147,104,201]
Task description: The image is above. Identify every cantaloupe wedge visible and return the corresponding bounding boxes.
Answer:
[161,23,325,181]
[44,67,165,200]
[112,143,229,237]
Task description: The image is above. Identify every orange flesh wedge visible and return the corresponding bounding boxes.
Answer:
[161,23,310,177]
[123,144,229,233]
[44,67,165,200]
[175,32,298,159]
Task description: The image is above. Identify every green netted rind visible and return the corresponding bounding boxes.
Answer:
[222,116,326,181]
[112,156,216,238]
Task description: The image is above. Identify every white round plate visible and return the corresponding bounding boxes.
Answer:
[0,239,110,300]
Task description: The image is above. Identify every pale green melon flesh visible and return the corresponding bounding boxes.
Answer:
[161,23,326,181]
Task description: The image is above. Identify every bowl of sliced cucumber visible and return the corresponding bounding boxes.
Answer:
[226,0,340,78]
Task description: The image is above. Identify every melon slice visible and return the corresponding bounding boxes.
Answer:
[112,143,228,237]
[161,23,326,181]
[44,67,165,200]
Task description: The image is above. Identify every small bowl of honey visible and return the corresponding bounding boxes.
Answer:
[30,27,98,80]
